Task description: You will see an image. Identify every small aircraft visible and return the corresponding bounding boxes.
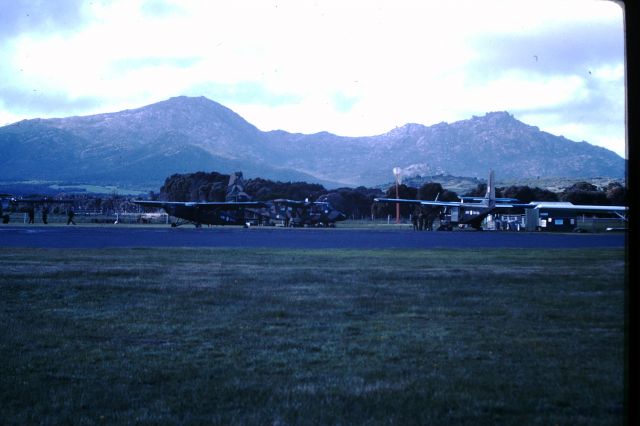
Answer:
[134,172,347,228]
[262,197,347,227]
[133,173,266,227]
[132,199,267,227]
[374,170,522,230]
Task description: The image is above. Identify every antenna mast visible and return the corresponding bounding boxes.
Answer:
[393,167,402,224]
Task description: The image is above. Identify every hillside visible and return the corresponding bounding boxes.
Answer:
[0,96,626,190]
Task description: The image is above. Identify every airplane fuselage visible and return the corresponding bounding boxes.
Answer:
[162,204,249,226]
[439,205,494,230]
[148,201,346,227]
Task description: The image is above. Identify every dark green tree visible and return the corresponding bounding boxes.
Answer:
[605,182,627,205]
[418,182,444,201]
[372,184,418,217]
[560,184,609,205]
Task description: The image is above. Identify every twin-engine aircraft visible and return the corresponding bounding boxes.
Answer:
[133,173,266,227]
[374,170,524,230]
[132,199,268,227]
[133,173,346,228]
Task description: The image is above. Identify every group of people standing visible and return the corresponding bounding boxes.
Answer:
[411,209,436,231]
[25,206,76,225]
[27,206,48,224]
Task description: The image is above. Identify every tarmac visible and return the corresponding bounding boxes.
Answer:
[0,225,627,249]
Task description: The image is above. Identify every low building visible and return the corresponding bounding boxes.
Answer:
[524,202,627,232]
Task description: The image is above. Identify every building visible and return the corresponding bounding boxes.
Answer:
[524,202,627,232]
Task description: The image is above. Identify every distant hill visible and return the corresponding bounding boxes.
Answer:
[375,175,626,196]
[0,96,626,190]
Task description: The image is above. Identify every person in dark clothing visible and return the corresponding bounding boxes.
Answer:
[426,215,434,231]
[66,207,76,225]
[28,207,35,224]
[42,206,49,224]
[0,202,8,224]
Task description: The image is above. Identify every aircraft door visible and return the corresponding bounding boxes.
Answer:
[451,206,459,222]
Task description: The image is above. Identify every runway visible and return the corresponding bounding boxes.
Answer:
[0,225,627,249]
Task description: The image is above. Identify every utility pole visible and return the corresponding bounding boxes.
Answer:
[393,167,402,224]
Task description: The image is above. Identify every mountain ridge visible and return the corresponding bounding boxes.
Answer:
[0,96,626,189]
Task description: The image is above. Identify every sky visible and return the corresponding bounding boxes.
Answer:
[0,0,627,158]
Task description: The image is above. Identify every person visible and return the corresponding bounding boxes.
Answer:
[425,214,433,231]
[0,202,8,224]
[66,207,76,225]
[28,207,35,224]
[42,206,49,224]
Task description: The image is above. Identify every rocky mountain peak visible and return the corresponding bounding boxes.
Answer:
[0,96,625,189]
[385,123,428,137]
[480,111,539,131]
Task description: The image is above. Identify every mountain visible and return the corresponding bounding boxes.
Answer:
[263,112,625,185]
[0,97,329,188]
[0,96,626,190]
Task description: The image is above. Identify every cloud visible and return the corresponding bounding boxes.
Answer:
[332,92,360,114]
[139,0,186,18]
[459,17,626,155]
[109,57,202,72]
[468,19,624,79]
[0,86,103,117]
[0,0,88,38]
[187,81,301,107]
[514,61,625,153]
[0,0,627,158]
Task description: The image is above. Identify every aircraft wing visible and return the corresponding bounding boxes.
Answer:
[459,197,520,203]
[270,199,309,207]
[491,203,537,209]
[374,198,468,207]
[11,198,74,204]
[133,200,267,210]
[374,198,534,209]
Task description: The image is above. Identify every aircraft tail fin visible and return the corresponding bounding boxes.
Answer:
[226,171,251,202]
[485,170,496,207]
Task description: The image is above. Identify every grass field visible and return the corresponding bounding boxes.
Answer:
[0,247,626,424]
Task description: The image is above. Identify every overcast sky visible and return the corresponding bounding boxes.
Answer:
[0,0,626,158]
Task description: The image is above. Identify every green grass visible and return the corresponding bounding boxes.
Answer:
[0,248,626,425]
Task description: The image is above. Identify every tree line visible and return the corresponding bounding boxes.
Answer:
[4,172,624,220]
[156,171,627,219]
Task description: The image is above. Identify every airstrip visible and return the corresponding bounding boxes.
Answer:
[0,225,626,249]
